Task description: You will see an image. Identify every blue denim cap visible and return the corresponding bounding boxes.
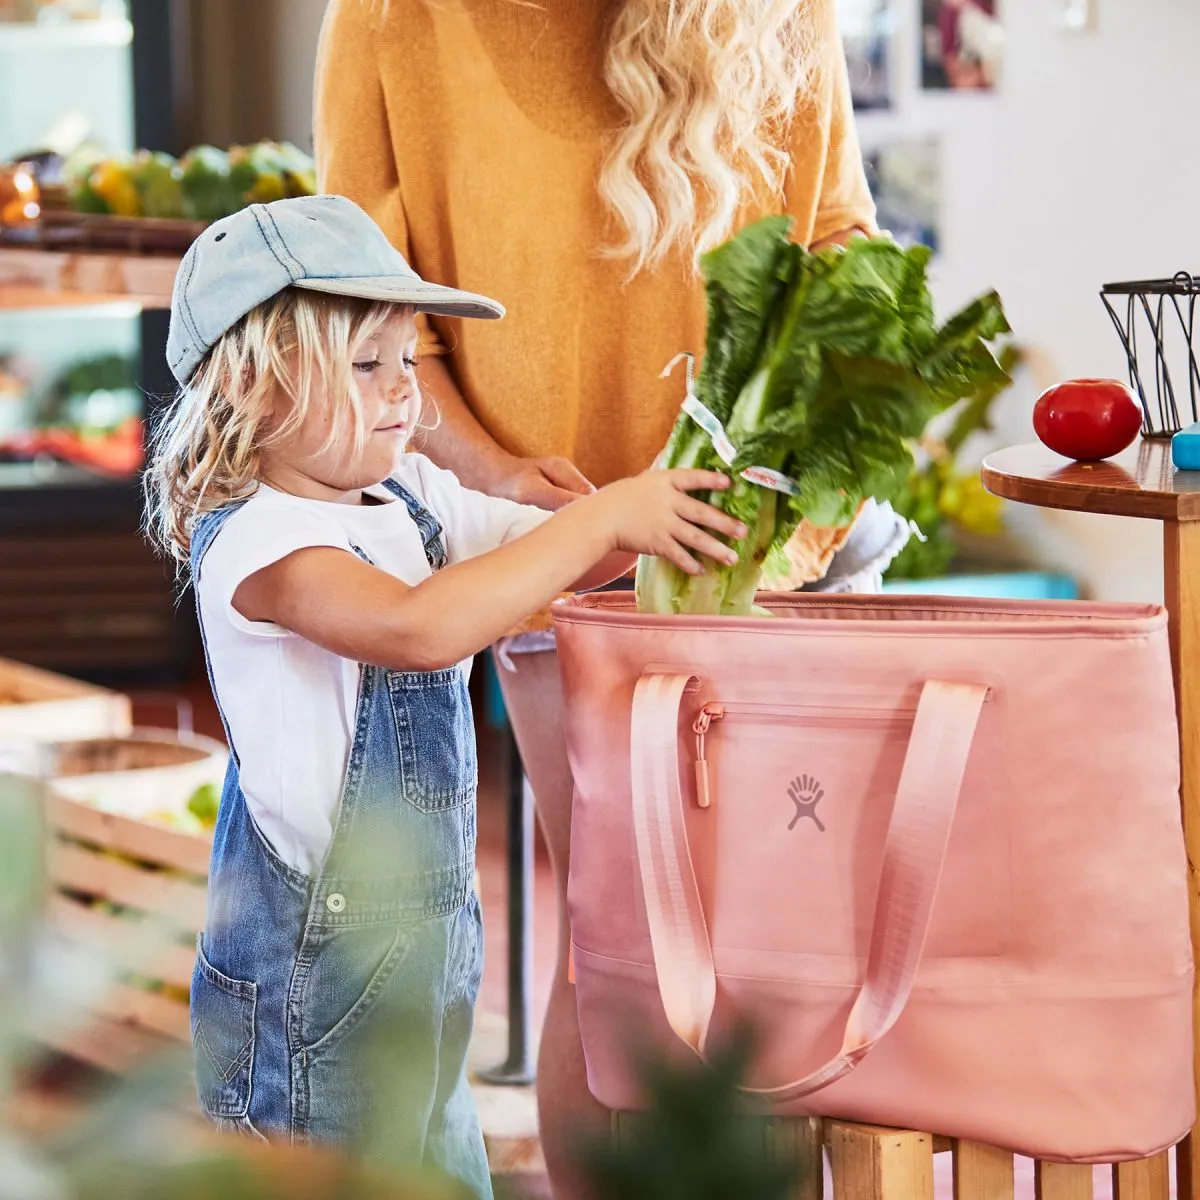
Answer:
[166,194,504,386]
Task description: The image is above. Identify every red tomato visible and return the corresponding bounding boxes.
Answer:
[1032,379,1143,461]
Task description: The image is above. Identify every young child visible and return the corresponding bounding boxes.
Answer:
[145,195,743,1195]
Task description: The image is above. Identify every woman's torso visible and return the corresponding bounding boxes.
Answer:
[354,0,849,485]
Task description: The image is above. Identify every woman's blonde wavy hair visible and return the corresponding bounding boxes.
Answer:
[370,0,821,273]
[599,0,820,273]
[145,288,408,563]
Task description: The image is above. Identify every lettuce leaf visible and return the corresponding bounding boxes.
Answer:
[636,219,1011,615]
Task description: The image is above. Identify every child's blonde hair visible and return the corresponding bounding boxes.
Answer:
[145,287,409,563]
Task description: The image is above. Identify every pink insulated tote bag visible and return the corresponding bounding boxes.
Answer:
[552,592,1194,1163]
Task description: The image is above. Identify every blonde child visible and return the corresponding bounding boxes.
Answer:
[145,195,742,1196]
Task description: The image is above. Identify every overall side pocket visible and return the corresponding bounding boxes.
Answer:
[191,937,257,1121]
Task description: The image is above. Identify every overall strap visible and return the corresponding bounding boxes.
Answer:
[190,500,253,766]
[381,477,447,571]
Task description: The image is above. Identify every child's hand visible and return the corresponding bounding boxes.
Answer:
[592,470,747,575]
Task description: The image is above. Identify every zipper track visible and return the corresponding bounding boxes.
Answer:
[690,699,912,810]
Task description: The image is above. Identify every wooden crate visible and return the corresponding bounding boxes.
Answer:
[0,656,130,744]
[612,1115,1175,1200]
[38,785,213,1071]
[41,727,227,823]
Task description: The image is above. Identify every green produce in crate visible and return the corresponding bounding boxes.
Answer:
[76,158,141,217]
[186,782,219,829]
[131,150,184,219]
[180,145,235,221]
[70,176,110,215]
[636,217,1011,616]
[229,141,318,207]
[229,142,288,205]
[277,140,318,197]
[64,146,110,214]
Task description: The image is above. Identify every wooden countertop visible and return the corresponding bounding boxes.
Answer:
[981,439,1200,523]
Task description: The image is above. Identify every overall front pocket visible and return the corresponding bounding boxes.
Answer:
[388,667,477,812]
[191,938,257,1120]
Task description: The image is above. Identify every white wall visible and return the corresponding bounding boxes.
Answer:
[213,0,1200,602]
[856,0,1200,601]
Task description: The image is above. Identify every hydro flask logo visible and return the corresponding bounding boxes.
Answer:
[788,775,826,832]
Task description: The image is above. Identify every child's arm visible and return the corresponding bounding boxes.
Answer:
[572,551,637,594]
[233,470,743,673]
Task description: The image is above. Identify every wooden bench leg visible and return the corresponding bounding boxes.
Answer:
[827,1121,934,1200]
[1113,1152,1172,1200]
[764,1116,824,1200]
[1035,1161,1093,1200]
[953,1139,1014,1200]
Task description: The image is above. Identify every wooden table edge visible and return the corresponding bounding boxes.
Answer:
[981,453,1200,523]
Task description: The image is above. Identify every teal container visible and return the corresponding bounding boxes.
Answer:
[882,572,1079,600]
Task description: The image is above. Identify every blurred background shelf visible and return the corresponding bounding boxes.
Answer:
[0,0,193,685]
[0,246,178,309]
[0,16,132,50]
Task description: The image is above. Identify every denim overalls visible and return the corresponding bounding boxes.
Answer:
[188,479,491,1198]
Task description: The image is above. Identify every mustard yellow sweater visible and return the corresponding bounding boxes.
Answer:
[314,0,878,489]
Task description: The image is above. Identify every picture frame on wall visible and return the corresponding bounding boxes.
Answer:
[921,0,1004,91]
[840,0,893,111]
[863,137,941,254]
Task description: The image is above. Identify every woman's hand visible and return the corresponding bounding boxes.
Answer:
[489,453,595,511]
[589,469,746,576]
[417,356,594,510]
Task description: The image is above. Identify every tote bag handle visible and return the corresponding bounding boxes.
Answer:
[630,671,988,1101]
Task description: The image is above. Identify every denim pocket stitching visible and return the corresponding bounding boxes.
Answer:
[192,939,257,1119]
[195,1024,254,1088]
[389,670,477,812]
[300,926,413,1056]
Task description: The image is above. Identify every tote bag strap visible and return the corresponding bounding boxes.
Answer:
[631,671,988,1101]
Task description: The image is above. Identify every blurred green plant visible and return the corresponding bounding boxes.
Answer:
[0,773,475,1200]
[571,1021,804,1200]
[886,342,1023,580]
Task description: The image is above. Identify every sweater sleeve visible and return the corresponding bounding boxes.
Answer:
[313,0,446,356]
[787,0,879,246]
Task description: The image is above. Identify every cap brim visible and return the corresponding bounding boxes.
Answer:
[293,274,504,320]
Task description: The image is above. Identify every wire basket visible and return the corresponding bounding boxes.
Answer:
[1101,273,1200,437]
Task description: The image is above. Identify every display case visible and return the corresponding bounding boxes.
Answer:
[0,0,193,681]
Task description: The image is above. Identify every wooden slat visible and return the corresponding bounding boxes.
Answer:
[98,983,191,1043]
[1179,1141,1195,1200]
[0,657,130,742]
[0,655,114,703]
[827,1122,934,1200]
[766,1116,824,1200]
[35,1013,172,1075]
[47,793,212,877]
[49,894,197,991]
[49,843,208,931]
[1113,1153,1171,1200]
[1035,1161,1093,1200]
[953,1140,1015,1200]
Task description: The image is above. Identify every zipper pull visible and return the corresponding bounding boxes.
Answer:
[692,703,724,809]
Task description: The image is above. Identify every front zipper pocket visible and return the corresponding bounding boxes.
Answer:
[691,699,916,810]
[680,691,1008,961]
